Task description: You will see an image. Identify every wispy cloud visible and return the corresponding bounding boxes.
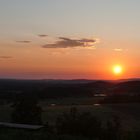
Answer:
[42,37,97,49]
[38,34,48,37]
[16,41,31,43]
[114,48,123,52]
[0,56,13,59]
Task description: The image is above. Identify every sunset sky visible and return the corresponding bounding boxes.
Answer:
[0,0,140,79]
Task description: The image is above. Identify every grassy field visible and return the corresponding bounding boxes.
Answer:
[0,98,140,132]
[40,97,104,105]
[0,105,12,122]
[42,104,140,131]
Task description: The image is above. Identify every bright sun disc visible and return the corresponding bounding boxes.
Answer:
[113,65,122,75]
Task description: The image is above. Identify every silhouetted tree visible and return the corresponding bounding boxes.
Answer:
[11,96,42,125]
[102,114,122,140]
[56,107,102,139]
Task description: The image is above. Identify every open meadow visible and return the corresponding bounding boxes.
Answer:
[0,98,140,132]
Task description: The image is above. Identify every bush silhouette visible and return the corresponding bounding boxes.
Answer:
[11,97,42,125]
[56,107,102,139]
[102,114,122,140]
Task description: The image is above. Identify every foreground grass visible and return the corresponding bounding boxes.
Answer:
[0,100,140,131]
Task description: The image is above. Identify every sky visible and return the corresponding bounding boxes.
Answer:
[0,0,140,79]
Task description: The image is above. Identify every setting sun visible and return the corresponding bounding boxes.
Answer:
[113,65,123,75]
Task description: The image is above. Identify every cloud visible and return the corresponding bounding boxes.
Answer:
[114,48,123,52]
[16,41,31,43]
[42,37,97,49]
[0,56,13,59]
[38,34,48,37]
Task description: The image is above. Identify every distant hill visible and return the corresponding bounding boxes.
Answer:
[110,80,140,95]
[0,79,139,100]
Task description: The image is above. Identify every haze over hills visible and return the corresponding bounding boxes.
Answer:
[0,79,139,99]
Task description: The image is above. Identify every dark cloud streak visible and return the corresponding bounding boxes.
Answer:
[38,34,48,37]
[16,41,31,43]
[42,37,96,49]
[0,56,13,59]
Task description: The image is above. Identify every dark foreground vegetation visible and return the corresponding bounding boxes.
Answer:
[0,79,140,139]
[0,106,140,140]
